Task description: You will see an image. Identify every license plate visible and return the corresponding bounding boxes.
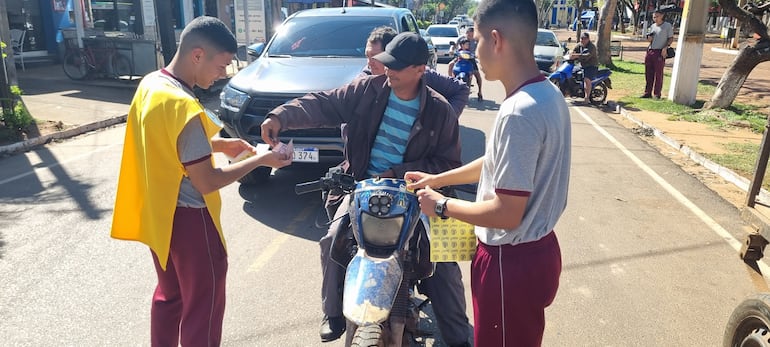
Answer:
[293,147,319,163]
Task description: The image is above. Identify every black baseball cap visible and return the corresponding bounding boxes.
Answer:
[373,32,429,70]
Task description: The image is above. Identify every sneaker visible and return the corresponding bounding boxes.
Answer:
[640,94,652,98]
[319,315,346,342]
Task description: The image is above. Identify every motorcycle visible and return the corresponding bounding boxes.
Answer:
[450,47,475,86]
[296,167,435,347]
[548,54,613,105]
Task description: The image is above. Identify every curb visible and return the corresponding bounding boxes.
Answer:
[615,104,770,203]
[0,115,127,156]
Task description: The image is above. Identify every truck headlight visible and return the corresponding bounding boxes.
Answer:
[220,85,249,112]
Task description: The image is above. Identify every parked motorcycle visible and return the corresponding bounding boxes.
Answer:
[296,167,435,347]
[548,54,613,105]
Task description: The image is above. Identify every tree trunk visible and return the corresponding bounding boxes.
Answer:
[705,46,770,108]
[575,2,583,41]
[706,0,770,108]
[597,0,618,67]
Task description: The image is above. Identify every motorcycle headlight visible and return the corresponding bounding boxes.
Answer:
[220,85,249,112]
[361,214,403,247]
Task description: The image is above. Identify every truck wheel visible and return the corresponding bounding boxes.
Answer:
[724,293,770,347]
[238,167,272,185]
[351,325,384,347]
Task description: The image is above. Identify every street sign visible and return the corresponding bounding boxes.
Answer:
[234,0,267,45]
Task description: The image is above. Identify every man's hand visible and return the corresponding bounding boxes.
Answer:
[405,171,435,190]
[256,150,292,169]
[260,117,282,147]
[212,138,254,158]
[415,186,446,217]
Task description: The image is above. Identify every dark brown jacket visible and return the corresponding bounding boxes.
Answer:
[268,74,461,180]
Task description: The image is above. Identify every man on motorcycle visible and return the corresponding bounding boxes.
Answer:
[570,32,598,104]
[449,37,476,86]
[260,32,472,347]
[448,27,484,101]
[363,26,470,117]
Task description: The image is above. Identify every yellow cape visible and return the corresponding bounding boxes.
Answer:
[111,73,224,270]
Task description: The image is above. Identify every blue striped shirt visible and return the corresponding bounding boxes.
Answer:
[366,90,419,176]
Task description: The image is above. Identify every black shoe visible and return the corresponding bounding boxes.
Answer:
[640,94,652,98]
[319,315,346,342]
[654,95,661,99]
[477,92,483,101]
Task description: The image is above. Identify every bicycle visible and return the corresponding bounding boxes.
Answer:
[62,39,133,81]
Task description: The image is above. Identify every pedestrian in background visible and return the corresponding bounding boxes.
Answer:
[111,16,290,346]
[405,0,571,345]
[642,10,674,99]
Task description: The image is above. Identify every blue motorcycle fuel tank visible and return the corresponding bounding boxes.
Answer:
[343,250,403,325]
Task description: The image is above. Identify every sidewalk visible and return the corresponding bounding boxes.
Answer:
[0,61,234,155]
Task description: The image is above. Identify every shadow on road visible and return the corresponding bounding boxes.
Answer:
[238,161,334,241]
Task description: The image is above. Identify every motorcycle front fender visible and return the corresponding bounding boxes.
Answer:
[342,249,403,326]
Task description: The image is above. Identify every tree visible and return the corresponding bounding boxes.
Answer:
[597,0,618,68]
[706,0,770,109]
[536,0,555,28]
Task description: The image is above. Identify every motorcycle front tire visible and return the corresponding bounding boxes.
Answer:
[724,293,770,347]
[589,82,608,105]
[351,324,384,347]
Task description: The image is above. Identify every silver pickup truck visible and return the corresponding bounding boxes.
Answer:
[219,7,420,184]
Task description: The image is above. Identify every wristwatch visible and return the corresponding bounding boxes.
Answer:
[435,198,449,220]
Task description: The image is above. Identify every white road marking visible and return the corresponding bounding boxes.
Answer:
[248,205,316,273]
[573,107,770,276]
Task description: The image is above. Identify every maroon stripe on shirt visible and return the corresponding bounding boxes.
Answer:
[182,154,212,167]
[495,188,531,197]
[506,74,547,99]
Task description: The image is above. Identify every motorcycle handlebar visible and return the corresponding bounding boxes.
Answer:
[295,180,323,195]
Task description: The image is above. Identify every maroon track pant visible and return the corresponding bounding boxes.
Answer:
[150,207,228,347]
[471,232,561,347]
[644,49,665,97]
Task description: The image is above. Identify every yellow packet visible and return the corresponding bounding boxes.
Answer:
[429,217,477,262]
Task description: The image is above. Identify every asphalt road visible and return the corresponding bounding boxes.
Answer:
[0,72,768,346]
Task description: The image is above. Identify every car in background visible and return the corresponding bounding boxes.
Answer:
[447,20,461,27]
[451,15,473,28]
[419,29,438,70]
[219,7,420,183]
[426,24,461,63]
[534,28,564,73]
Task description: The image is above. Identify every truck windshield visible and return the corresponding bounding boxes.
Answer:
[268,16,397,57]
